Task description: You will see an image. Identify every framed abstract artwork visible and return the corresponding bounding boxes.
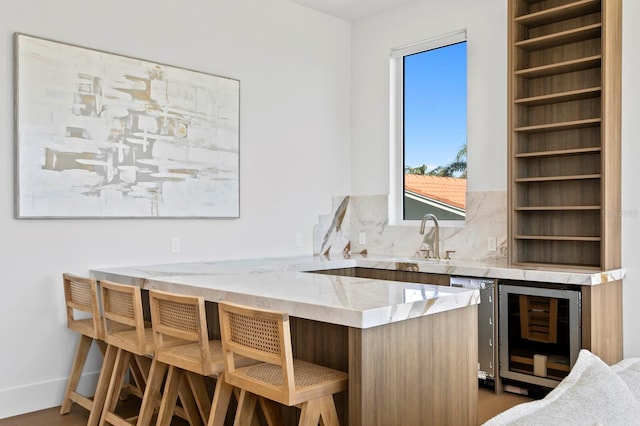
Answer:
[14,33,240,218]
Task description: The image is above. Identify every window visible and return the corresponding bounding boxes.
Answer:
[390,30,467,225]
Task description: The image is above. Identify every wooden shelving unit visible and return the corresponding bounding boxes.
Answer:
[508,0,622,270]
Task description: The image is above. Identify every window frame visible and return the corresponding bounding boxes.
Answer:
[389,29,468,227]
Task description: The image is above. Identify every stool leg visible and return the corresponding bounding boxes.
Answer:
[298,399,322,426]
[124,354,150,400]
[178,374,203,426]
[234,389,257,426]
[60,334,94,414]
[258,397,283,426]
[136,358,168,426]
[87,344,118,426]
[186,372,212,423]
[99,348,132,426]
[318,395,339,426]
[156,366,183,426]
[208,373,233,426]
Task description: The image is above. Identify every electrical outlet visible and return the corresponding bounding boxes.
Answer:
[171,237,181,253]
[296,233,303,247]
[488,237,497,252]
[358,232,366,245]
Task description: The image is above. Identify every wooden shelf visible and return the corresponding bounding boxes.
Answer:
[515,87,601,106]
[514,205,601,211]
[515,147,601,158]
[515,55,601,78]
[515,0,602,27]
[515,174,600,183]
[514,118,601,133]
[515,235,601,242]
[509,0,620,272]
[515,23,601,51]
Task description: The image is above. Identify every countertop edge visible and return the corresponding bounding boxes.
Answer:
[90,260,480,329]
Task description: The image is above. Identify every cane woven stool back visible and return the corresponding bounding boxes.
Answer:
[218,301,348,426]
[150,289,215,374]
[101,281,153,356]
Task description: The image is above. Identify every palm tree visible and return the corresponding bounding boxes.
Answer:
[406,144,467,178]
[428,144,466,178]
[404,164,428,175]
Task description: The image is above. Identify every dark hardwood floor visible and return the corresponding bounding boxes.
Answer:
[0,387,531,425]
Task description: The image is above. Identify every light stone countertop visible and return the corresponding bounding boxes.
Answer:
[90,253,624,329]
[350,254,625,286]
[91,255,479,329]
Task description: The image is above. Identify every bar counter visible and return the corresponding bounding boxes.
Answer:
[91,255,480,425]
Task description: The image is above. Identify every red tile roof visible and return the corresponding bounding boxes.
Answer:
[404,174,467,209]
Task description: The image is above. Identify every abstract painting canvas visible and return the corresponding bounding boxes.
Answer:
[15,33,240,218]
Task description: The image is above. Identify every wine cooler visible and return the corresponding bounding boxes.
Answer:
[499,282,581,389]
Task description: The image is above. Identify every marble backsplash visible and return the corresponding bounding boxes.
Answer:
[313,191,508,265]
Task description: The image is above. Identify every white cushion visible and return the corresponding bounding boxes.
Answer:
[611,357,640,402]
[483,350,640,425]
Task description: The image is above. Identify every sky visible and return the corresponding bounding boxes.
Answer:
[403,41,467,171]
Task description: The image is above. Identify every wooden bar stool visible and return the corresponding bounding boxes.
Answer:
[60,273,109,420]
[218,301,348,426]
[60,274,148,426]
[143,289,244,426]
[98,280,163,426]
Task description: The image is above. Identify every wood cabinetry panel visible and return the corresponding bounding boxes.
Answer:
[349,305,478,425]
[581,279,623,364]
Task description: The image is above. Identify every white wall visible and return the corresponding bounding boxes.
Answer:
[350,0,640,358]
[351,0,507,195]
[621,0,640,358]
[0,0,351,418]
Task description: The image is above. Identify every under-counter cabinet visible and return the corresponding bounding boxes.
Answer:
[508,0,621,270]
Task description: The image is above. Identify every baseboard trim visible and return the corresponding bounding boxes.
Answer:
[0,371,99,419]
